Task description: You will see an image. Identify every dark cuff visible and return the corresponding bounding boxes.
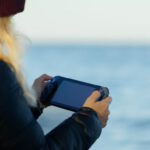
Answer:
[79,107,99,117]
[30,102,43,119]
[72,107,102,148]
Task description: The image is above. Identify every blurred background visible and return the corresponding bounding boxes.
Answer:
[15,0,150,150]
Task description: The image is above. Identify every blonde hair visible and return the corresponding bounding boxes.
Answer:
[0,16,36,106]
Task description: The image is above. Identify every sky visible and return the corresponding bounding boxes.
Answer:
[14,0,150,44]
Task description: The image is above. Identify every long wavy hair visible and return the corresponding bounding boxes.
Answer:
[0,16,36,106]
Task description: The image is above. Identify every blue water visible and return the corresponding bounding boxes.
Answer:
[23,44,150,150]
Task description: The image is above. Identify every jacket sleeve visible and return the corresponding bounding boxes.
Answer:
[46,107,102,150]
[0,61,46,150]
[29,102,43,119]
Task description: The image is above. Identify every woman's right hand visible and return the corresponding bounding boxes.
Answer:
[83,91,112,128]
[32,74,53,108]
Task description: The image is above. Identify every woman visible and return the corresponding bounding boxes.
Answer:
[0,0,112,150]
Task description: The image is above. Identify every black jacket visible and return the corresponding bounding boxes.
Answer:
[0,60,102,150]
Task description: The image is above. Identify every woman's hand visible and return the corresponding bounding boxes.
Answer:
[83,91,112,128]
[32,74,53,107]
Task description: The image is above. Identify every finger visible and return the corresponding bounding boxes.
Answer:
[102,123,107,128]
[108,110,110,116]
[87,91,101,102]
[102,115,109,127]
[42,74,53,79]
[104,118,108,126]
[40,74,53,81]
[105,110,110,117]
[101,118,107,128]
[103,97,112,104]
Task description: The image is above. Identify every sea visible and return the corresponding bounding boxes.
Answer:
[23,44,150,150]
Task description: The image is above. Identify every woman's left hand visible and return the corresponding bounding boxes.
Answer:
[32,74,53,106]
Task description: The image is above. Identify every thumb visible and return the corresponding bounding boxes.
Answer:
[86,91,101,103]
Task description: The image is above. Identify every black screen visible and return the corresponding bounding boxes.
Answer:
[51,80,97,110]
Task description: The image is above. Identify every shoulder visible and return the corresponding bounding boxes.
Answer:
[0,60,16,85]
[0,60,23,101]
[0,60,12,73]
[0,60,7,68]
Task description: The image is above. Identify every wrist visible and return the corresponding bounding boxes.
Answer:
[80,107,99,118]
